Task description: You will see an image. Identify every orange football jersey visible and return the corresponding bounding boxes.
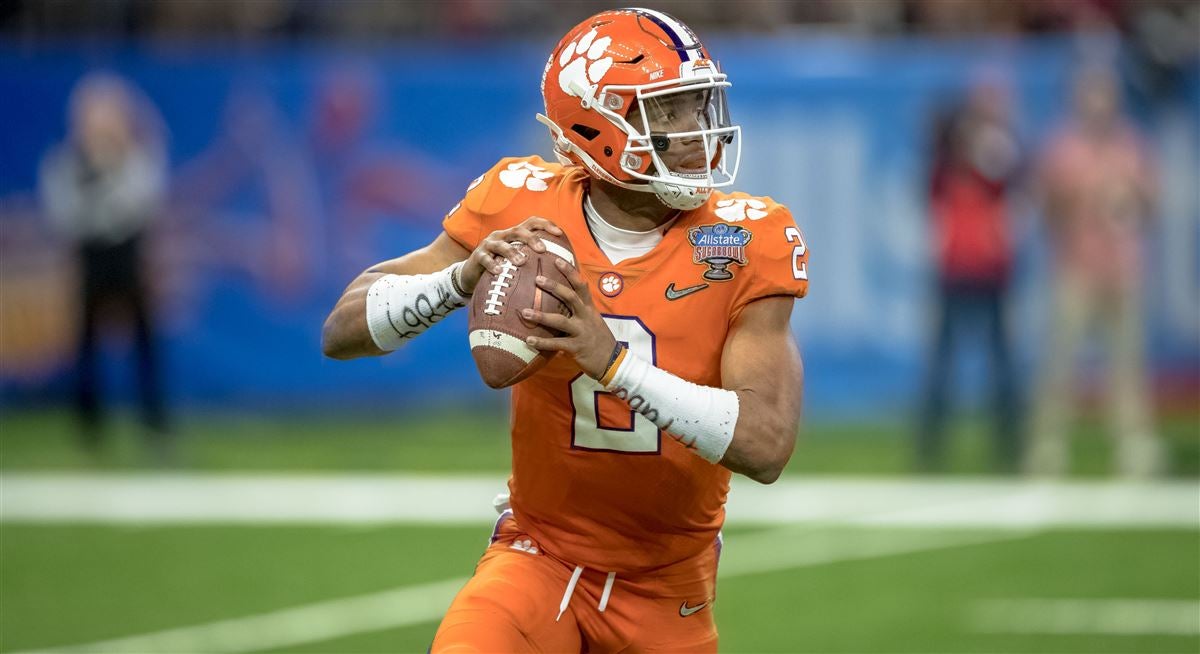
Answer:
[443,155,808,576]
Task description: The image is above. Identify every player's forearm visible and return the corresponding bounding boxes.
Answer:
[321,246,468,360]
[602,352,799,484]
[721,337,803,483]
[322,272,387,360]
[720,389,799,484]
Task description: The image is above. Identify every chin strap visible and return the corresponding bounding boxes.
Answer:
[650,180,711,210]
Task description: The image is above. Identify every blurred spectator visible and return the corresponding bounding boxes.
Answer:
[38,73,170,456]
[917,78,1023,473]
[1026,66,1164,478]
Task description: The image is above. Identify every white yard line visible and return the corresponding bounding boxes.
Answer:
[3,474,1197,528]
[0,474,506,524]
[22,525,1029,654]
[972,598,1200,636]
[726,477,1200,529]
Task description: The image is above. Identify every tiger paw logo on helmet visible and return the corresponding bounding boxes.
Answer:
[556,28,614,98]
[499,161,555,192]
[715,198,769,222]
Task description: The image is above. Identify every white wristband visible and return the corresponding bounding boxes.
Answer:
[605,352,739,463]
[365,262,468,352]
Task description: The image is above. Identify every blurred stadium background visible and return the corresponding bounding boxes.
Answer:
[1,1,1197,652]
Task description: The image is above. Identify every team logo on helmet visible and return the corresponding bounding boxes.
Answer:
[557,28,614,98]
[688,223,752,281]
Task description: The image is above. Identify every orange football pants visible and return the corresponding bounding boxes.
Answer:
[431,513,719,653]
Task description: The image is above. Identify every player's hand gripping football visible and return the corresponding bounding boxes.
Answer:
[521,259,620,380]
[458,217,564,295]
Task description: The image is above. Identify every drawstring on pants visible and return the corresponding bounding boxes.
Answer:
[598,571,616,612]
[556,566,618,621]
[556,566,584,622]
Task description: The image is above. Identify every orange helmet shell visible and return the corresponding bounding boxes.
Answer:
[540,8,713,183]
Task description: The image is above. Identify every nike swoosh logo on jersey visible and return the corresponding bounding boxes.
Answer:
[665,283,710,301]
[679,600,709,617]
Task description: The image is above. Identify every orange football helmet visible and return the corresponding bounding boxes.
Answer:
[537,8,741,210]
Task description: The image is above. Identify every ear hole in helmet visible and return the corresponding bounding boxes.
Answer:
[571,124,601,141]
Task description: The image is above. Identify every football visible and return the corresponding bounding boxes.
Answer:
[468,229,576,388]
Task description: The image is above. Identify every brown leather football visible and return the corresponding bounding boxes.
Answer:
[468,229,576,389]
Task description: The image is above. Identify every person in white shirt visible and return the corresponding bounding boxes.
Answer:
[39,73,170,454]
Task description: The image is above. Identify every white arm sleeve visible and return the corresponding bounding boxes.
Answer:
[604,352,739,463]
[365,262,468,352]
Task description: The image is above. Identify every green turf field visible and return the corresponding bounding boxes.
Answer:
[2,408,1197,653]
[1,524,1196,653]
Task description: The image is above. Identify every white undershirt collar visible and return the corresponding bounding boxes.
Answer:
[583,194,677,265]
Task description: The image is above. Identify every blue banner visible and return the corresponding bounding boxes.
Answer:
[1,37,1196,418]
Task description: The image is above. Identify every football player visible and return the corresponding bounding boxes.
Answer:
[322,8,809,651]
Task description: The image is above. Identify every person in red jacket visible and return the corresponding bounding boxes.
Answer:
[918,79,1022,473]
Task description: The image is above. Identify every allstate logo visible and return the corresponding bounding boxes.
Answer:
[688,223,753,281]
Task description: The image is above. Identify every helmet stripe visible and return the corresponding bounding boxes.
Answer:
[632,8,699,62]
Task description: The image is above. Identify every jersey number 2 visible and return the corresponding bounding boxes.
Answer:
[785,226,808,281]
[570,315,660,454]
